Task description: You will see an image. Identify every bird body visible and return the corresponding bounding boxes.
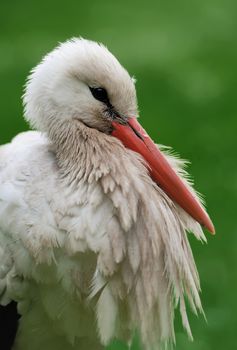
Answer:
[0,38,213,350]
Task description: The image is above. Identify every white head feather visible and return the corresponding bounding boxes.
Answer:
[23,38,137,135]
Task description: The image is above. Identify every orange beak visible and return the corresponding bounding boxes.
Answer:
[111,117,215,234]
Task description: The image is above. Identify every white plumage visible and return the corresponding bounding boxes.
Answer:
[0,38,211,350]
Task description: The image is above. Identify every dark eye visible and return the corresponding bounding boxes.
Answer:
[89,87,110,104]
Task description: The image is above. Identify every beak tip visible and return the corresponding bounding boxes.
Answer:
[210,226,216,235]
[204,219,215,235]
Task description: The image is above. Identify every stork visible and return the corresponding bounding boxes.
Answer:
[0,38,214,350]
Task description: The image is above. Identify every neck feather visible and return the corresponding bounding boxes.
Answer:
[48,119,125,184]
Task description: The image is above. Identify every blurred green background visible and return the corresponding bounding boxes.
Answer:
[0,0,236,349]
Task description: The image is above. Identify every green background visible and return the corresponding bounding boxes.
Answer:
[0,0,236,349]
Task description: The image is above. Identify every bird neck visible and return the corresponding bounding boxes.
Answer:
[49,119,123,184]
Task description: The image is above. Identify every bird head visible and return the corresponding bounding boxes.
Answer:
[23,38,137,134]
[23,38,214,234]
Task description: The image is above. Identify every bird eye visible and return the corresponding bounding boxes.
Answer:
[89,87,110,104]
